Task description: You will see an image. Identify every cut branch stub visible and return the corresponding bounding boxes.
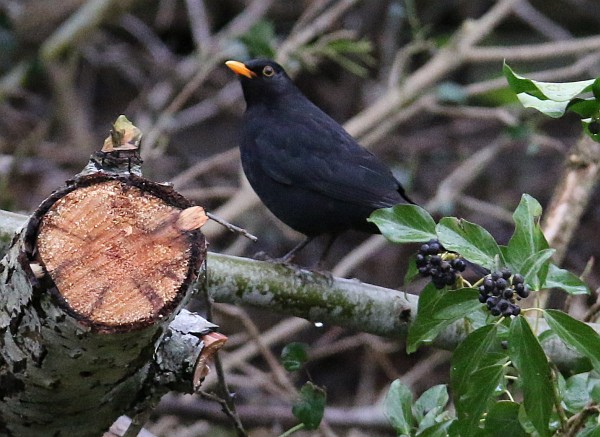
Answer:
[27,172,207,332]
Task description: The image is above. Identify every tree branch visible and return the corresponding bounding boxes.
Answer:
[0,209,593,372]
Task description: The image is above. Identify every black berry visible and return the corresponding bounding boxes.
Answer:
[452,258,467,272]
[414,239,466,289]
[478,268,529,317]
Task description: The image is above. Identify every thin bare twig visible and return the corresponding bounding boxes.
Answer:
[216,305,298,395]
[171,147,239,189]
[184,0,212,52]
[199,262,247,437]
[277,0,361,64]
[198,391,247,437]
[513,0,572,40]
[465,34,600,63]
[345,0,520,140]
[206,211,258,242]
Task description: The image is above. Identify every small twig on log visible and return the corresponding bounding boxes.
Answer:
[206,211,258,242]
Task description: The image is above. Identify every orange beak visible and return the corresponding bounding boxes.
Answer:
[225,60,256,79]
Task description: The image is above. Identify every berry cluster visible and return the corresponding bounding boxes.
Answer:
[478,269,530,317]
[416,239,467,289]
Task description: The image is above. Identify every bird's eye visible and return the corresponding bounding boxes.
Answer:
[262,65,275,77]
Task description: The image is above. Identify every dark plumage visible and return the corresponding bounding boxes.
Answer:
[226,59,413,260]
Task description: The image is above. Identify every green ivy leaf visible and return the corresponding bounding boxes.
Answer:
[416,420,453,437]
[505,194,548,271]
[407,284,443,353]
[417,407,450,435]
[450,324,508,417]
[369,204,437,243]
[483,401,528,436]
[280,342,309,372]
[453,364,506,435]
[292,382,326,430]
[433,288,481,320]
[384,379,414,435]
[407,286,482,353]
[509,316,553,437]
[413,385,449,424]
[545,264,589,295]
[545,309,600,373]
[520,248,555,290]
[503,62,595,116]
[503,62,548,100]
[592,77,600,101]
[590,380,600,404]
[436,217,504,270]
[504,62,600,142]
[566,98,600,119]
[562,373,591,413]
[514,94,571,118]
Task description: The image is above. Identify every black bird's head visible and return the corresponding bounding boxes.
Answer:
[225,59,300,106]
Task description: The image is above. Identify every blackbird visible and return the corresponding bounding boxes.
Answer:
[226,59,414,262]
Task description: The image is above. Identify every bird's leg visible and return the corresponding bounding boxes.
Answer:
[277,236,314,264]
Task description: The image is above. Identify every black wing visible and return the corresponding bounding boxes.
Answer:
[250,106,406,208]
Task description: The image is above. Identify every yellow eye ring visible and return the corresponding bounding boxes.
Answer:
[262,65,275,77]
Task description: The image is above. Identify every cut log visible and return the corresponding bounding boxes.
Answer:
[31,173,206,332]
[0,171,210,436]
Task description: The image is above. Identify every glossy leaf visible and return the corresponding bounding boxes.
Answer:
[281,342,309,371]
[567,97,600,118]
[545,264,589,295]
[509,316,553,437]
[384,379,414,435]
[292,382,326,430]
[436,217,504,270]
[504,62,594,104]
[369,204,437,243]
[505,194,548,270]
[416,420,453,437]
[453,364,506,435]
[514,93,570,118]
[413,385,449,424]
[407,284,444,353]
[562,373,590,413]
[432,288,481,320]
[407,286,481,353]
[483,401,528,437]
[417,407,450,434]
[545,309,600,373]
[451,324,508,414]
[519,248,555,290]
